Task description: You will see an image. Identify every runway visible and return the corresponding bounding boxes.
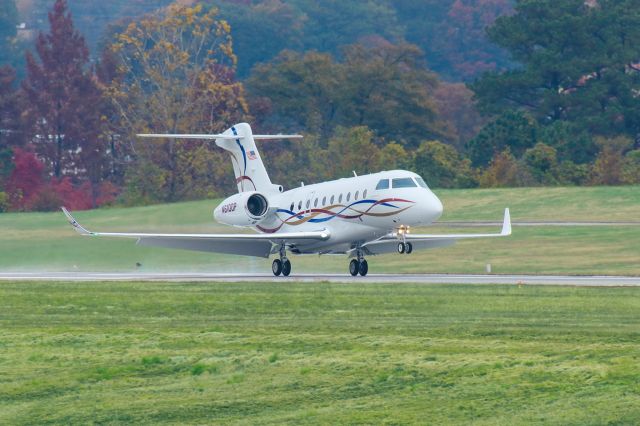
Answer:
[0,272,639,286]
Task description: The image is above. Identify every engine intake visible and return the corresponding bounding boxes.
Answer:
[246,193,268,219]
[214,191,272,226]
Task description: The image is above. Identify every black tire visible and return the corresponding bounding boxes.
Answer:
[359,259,368,276]
[406,242,413,254]
[349,259,359,276]
[282,259,291,277]
[272,259,283,276]
[397,242,405,254]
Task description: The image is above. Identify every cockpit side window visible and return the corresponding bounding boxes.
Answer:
[375,179,390,190]
[414,177,429,188]
[392,177,417,188]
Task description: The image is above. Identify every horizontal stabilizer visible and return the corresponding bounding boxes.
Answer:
[253,135,303,140]
[137,133,303,140]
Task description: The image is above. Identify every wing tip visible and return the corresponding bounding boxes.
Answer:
[501,208,512,236]
[61,206,92,235]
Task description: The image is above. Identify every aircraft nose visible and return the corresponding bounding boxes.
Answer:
[430,192,443,221]
[418,190,442,224]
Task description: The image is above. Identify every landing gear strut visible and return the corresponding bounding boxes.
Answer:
[349,248,368,277]
[272,243,291,277]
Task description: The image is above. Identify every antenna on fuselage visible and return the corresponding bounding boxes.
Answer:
[353,171,358,177]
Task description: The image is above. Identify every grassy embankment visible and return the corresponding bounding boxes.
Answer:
[0,186,638,275]
[1,281,639,424]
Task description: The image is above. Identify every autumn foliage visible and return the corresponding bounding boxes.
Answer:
[0,0,638,213]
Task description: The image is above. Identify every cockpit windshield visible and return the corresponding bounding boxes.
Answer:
[414,177,429,188]
[391,177,417,188]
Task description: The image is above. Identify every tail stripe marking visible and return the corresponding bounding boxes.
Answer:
[231,126,247,175]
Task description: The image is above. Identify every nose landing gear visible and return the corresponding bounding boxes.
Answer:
[272,243,291,277]
[397,225,413,255]
[349,248,368,276]
[397,242,413,254]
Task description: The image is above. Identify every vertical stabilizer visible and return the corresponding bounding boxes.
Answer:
[216,123,278,193]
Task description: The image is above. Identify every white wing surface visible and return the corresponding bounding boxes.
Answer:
[359,208,511,256]
[62,207,329,258]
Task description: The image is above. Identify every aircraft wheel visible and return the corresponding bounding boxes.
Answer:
[397,242,405,254]
[349,259,359,276]
[272,259,283,276]
[406,242,413,254]
[282,259,291,277]
[358,259,368,276]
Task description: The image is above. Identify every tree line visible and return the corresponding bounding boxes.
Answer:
[0,0,639,212]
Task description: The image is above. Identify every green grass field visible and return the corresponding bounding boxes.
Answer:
[1,281,640,424]
[1,185,639,275]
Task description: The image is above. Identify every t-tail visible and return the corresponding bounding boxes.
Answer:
[137,122,302,194]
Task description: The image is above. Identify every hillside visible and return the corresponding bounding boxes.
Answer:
[12,0,512,80]
[16,0,174,51]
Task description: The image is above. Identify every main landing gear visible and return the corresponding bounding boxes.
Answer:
[272,243,291,277]
[349,248,368,277]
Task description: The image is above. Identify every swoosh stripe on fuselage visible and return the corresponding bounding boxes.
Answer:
[257,198,415,233]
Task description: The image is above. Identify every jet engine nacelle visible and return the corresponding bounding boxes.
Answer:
[213,191,272,226]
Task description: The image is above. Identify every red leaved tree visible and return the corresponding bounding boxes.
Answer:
[5,147,96,211]
[5,147,45,210]
[21,0,108,206]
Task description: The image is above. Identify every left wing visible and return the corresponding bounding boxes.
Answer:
[359,208,511,256]
[62,207,329,258]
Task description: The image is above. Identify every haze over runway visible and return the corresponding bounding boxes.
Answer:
[1,272,638,286]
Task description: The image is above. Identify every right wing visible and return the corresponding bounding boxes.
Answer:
[62,207,329,258]
[359,208,511,256]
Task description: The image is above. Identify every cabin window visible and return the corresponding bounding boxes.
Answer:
[330,195,335,204]
[298,201,302,210]
[363,189,367,198]
[314,198,318,207]
[415,177,429,188]
[339,194,343,203]
[290,203,294,211]
[376,179,389,190]
[392,177,417,188]
[306,199,310,209]
[322,196,326,205]
[347,192,351,202]
[355,190,359,200]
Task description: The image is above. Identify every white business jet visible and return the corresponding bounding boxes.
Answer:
[62,123,510,277]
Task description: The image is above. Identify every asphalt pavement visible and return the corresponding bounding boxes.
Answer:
[0,272,638,286]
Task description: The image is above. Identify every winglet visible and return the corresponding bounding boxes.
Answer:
[61,207,93,236]
[501,208,511,236]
